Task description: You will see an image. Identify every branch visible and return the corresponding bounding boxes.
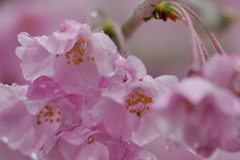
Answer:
[122,0,162,40]
[121,0,233,40]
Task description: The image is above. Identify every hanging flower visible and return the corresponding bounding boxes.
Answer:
[157,77,240,158]
[202,54,240,99]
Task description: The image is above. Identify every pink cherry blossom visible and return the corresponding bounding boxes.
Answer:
[202,54,240,99]
[0,76,84,156]
[157,77,240,158]
[16,20,119,93]
[99,55,148,91]
[85,73,177,145]
[38,126,157,160]
[0,0,99,85]
[25,76,83,127]
[1,0,239,159]
[0,83,34,155]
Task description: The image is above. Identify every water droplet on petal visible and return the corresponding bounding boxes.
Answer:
[164,138,179,153]
[1,137,8,143]
[12,83,18,87]
[30,152,38,160]
[166,143,179,153]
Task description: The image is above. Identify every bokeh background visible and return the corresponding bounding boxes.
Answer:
[0,0,240,159]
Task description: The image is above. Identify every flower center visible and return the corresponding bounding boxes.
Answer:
[87,136,95,144]
[125,87,153,117]
[36,105,61,125]
[56,37,95,65]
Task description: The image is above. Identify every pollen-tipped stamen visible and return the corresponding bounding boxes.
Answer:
[125,87,153,117]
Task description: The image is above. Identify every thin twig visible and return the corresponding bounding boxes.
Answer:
[113,23,130,58]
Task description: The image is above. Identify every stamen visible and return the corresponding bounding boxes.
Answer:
[36,105,61,125]
[56,37,95,65]
[87,136,95,144]
[125,87,153,117]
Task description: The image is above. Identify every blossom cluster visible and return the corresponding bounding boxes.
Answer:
[1,1,240,160]
[1,19,170,159]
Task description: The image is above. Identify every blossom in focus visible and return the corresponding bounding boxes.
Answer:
[1,20,167,159]
[38,126,158,160]
[0,75,84,156]
[84,55,178,145]
[16,20,119,94]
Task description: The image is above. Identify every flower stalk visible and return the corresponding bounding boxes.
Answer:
[178,3,225,55]
[153,1,209,75]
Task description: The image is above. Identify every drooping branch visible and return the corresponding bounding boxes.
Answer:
[121,0,233,40]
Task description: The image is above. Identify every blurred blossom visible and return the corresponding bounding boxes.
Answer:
[212,0,240,53]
